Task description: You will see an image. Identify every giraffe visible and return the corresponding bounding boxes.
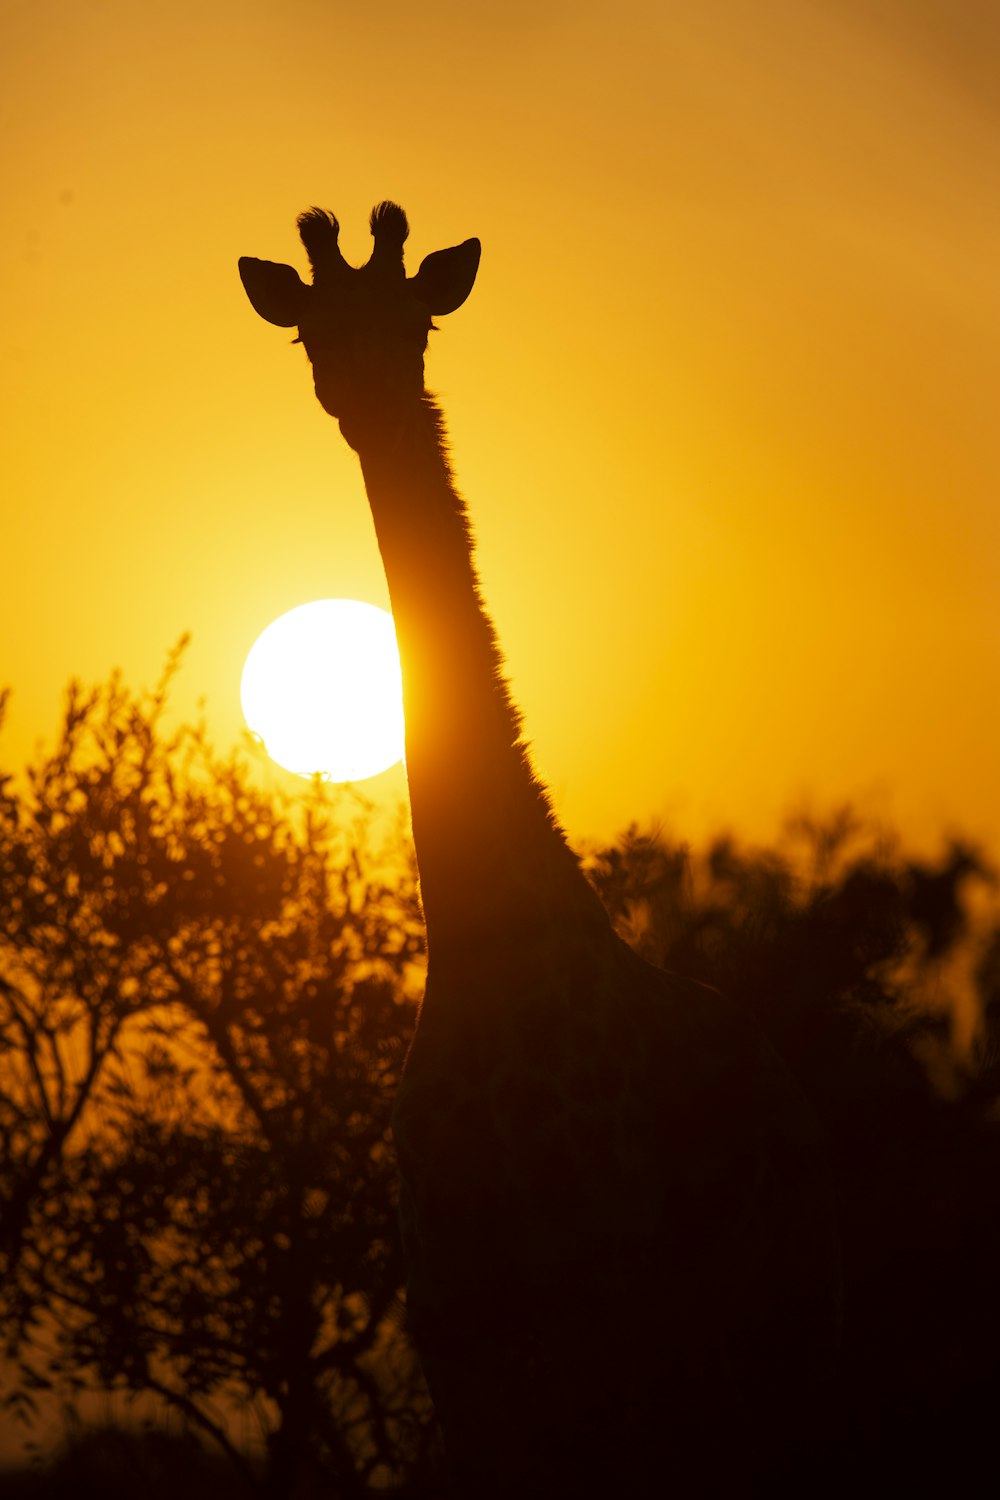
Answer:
[239,202,840,1495]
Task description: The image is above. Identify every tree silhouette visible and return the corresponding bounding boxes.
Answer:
[589,814,1000,1492]
[5,663,1000,1494]
[0,658,439,1496]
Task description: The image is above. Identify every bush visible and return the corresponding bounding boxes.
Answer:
[0,659,439,1496]
[589,813,1000,1489]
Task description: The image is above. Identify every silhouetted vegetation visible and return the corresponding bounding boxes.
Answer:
[0,1426,241,1499]
[0,662,439,1496]
[3,671,1000,1493]
[589,814,1000,1491]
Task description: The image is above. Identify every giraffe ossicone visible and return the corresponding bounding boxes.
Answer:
[240,202,841,1496]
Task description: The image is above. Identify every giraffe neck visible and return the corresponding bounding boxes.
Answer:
[355,397,602,954]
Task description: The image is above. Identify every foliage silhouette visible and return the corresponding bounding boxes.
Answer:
[0,1426,246,1499]
[589,814,1000,1491]
[0,660,439,1496]
[3,666,1000,1493]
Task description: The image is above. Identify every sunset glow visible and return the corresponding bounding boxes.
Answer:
[5,2,1000,1486]
[1,1,998,851]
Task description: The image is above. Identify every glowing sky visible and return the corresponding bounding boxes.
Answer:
[2,0,998,852]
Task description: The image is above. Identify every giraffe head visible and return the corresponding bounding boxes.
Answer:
[239,202,480,448]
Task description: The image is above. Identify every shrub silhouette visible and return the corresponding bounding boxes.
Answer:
[1,1426,246,1499]
[589,814,1000,1491]
[0,661,439,1496]
[3,666,1000,1493]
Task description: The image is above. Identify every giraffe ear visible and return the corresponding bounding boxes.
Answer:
[238,257,310,327]
[409,238,481,315]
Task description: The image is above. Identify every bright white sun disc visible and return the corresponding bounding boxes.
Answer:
[241,600,404,781]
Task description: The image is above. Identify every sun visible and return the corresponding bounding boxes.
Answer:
[241,600,405,781]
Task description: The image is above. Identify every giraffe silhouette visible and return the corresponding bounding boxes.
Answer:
[240,202,841,1496]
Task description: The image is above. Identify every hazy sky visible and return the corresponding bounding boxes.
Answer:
[2,0,998,852]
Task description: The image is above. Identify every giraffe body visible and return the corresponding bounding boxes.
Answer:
[240,203,840,1494]
[398,924,836,1493]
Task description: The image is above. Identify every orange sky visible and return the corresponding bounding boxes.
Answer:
[2,0,998,855]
